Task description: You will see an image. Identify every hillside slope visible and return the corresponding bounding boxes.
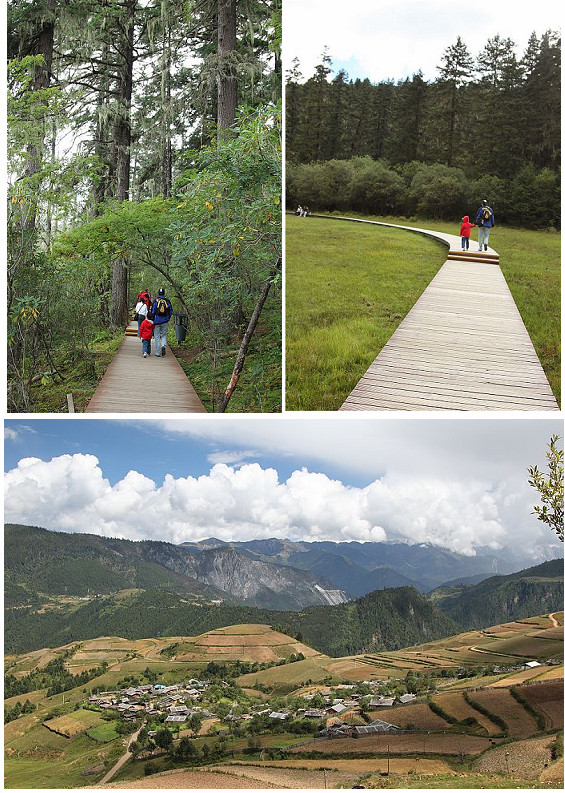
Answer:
[4,585,457,657]
[4,524,347,611]
[431,560,564,629]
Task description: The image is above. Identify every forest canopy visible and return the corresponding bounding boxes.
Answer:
[8,0,282,412]
[286,32,560,227]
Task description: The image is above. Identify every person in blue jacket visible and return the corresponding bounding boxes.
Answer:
[152,287,173,357]
[476,199,495,251]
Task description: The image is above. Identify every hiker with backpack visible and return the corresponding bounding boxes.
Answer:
[151,287,173,357]
[475,199,495,251]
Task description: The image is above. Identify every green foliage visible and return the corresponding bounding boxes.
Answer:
[287,158,559,228]
[5,582,457,659]
[8,1,282,413]
[4,698,35,724]
[4,653,107,699]
[528,435,564,542]
[435,559,564,630]
[287,33,560,228]
[428,700,457,725]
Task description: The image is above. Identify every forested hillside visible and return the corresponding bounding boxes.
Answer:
[8,0,282,412]
[431,560,564,630]
[4,585,458,656]
[286,33,560,227]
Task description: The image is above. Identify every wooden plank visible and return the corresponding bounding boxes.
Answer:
[85,325,206,413]
[340,257,558,412]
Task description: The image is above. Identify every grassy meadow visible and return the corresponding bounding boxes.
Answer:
[285,213,560,410]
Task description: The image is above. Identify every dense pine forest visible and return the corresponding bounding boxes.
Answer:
[286,33,560,227]
[8,0,282,412]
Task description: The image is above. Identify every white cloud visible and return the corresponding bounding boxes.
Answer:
[284,0,560,83]
[4,450,558,561]
[4,427,18,441]
[206,449,260,466]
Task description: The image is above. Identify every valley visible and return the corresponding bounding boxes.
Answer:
[5,524,564,788]
[4,616,564,789]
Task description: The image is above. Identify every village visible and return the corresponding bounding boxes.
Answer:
[84,674,425,743]
[79,659,557,751]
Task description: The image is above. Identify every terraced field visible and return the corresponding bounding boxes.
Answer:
[368,702,450,731]
[289,732,493,756]
[434,692,501,734]
[465,688,538,737]
[44,709,106,738]
[474,735,558,779]
[237,655,333,691]
[518,681,564,729]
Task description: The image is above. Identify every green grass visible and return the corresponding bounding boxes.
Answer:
[4,729,123,789]
[28,330,124,413]
[285,215,447,410]
[87,720,120,742]
[285,213,560,410]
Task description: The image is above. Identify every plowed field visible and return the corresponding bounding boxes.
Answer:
[228,758,453,774]
[435,692,499,734]
[474,735,555,779]
[518,681,564,729]
[369,702,449,730]
[289,733,492,756]
[466,689,537,737]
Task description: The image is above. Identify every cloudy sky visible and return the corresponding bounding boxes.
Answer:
[284,0,561,83]
[4,418,563,564]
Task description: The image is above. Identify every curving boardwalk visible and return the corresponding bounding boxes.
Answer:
[85,324,206,413]
[330,217,559,412]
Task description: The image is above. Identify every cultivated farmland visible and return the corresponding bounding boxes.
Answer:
[518,681,564,729]
[465,688,538,737]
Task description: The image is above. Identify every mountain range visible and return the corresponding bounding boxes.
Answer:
[4,524,563,656]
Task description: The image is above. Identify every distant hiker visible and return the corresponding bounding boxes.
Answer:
[151,287,173,357]
[296,205,303,216]
[139,312,155,358]
[475,199,495,251]
[460,215,476,251]
[137,289,151,310]
[134,295,148,335]
[302,205,309,217]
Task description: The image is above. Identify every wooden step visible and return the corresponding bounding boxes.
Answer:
[447,253,499,264]
[125,327,138,336]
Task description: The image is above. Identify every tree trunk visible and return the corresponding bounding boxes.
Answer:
[161,6,172,198]
[110,0,136,328]
[24,0,56,231]
[217,0,237,133]
[217,257,281,413]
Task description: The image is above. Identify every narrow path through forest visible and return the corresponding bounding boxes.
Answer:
[327,217,559,411]
[85,324,206,413]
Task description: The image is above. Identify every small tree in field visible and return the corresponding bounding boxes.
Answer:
[528,434,564,542]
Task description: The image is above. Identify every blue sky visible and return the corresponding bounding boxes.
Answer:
[3,418,376,488]
[4,418,563,563]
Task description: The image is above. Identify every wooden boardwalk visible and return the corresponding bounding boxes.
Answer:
[85,324,206,413]
[336,219,558,411]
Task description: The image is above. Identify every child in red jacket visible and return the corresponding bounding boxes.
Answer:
[139,313,155,358]
[460,215,475,250]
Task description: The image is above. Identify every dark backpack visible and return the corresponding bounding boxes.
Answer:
[156,297,169,317]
